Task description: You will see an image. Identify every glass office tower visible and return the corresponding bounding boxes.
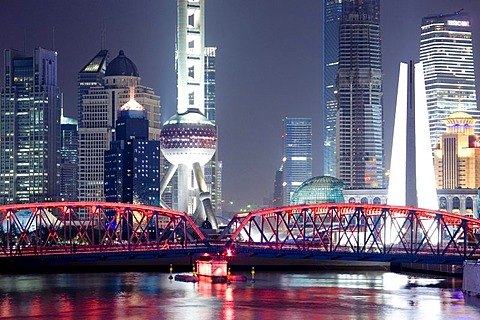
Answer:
[420,11,478,149]
[282,118,313,205]
[323,0,342,177]
[0,48,61,204]
[104,97,160,206]
[336,0,384,189]
[60,114,79,201]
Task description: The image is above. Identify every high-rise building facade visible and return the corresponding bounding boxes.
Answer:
[336,0,384,189]
[0,48,61,204]
[204,47,216,121]
[323,0,342,177]
[78,50,161,202]
[420,11,478,149]
[203,46,222,214]
[77,50,108,126]
[434,112,480,190]
[282,118,312,205]
[104,95,160,205]
[60,113,79,201]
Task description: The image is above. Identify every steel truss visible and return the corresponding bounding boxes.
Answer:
[219,204,480,264]
[0,202,206,257]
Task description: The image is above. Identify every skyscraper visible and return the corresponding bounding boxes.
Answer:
[336,0,384,189]
[78,50,161,202]
[77,50,108,126]
[420,11,478,149]
[433,112,480,190]
[204,47,216,121]
[60,112,79,201]
[104,92,160,205]
[323,0,342,177]
[203,46,222,214]
[282,118,312,206]
[0,48,61,204]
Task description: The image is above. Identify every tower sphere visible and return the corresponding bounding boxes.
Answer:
[160,108,216,166]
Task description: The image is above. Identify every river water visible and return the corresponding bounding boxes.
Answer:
[0,270,479,319]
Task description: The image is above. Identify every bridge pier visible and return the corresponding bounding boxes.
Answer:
[463,261,480,296]
[391,263,462,276]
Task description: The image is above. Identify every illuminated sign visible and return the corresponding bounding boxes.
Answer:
[469,137,480,148]
[447,20,470,27]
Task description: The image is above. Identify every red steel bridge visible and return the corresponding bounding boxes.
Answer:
[1,202,480,268]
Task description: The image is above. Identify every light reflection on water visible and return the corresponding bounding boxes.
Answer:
[0,271,478,319]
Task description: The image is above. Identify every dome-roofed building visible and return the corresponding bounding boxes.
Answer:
[77,49,160,203]
[291,176,346,205]
[105,50,139,77]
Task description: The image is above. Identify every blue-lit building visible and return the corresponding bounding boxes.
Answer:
[104,95,160,205]
[78,50,161,202]
[323,0,342,177]
[337,0,384,189]
[60,112,79,201]
[0,48,61,204]
[282,118,313,205]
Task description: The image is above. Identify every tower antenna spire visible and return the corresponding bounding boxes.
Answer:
[101,19,106,50]
[52,26,56,51]
[23,27,27,53]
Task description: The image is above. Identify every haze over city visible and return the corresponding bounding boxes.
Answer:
[1,0,480,210]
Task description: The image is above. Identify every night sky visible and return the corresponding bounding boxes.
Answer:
[1,1,480,211]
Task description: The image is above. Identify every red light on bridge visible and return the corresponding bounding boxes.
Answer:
[226,249,233,257]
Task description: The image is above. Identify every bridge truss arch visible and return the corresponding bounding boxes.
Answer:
[0,202,206,257]
[219,204,480,265]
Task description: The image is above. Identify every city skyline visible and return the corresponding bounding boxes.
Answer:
[1,1,480,209]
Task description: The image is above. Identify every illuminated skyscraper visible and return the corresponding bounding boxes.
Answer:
[0,48,60,204]
[104,93,160,205]
[78,50,160,201]
[60,111,79,201]
[204,47,216,121]
[282,118,312,206]
[433,112,480,190]
[337,0,384,189]
[77,50,108,126]
[420,11,478,149]
[323,0,342,177]
[203,46,222,214]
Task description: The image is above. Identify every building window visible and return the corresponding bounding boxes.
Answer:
[439,197,447,210]
[452,197,460,213]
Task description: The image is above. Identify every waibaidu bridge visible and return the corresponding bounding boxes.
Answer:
[0,202,480,272]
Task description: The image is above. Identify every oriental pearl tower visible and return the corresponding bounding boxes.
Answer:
[159,0,218,229]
